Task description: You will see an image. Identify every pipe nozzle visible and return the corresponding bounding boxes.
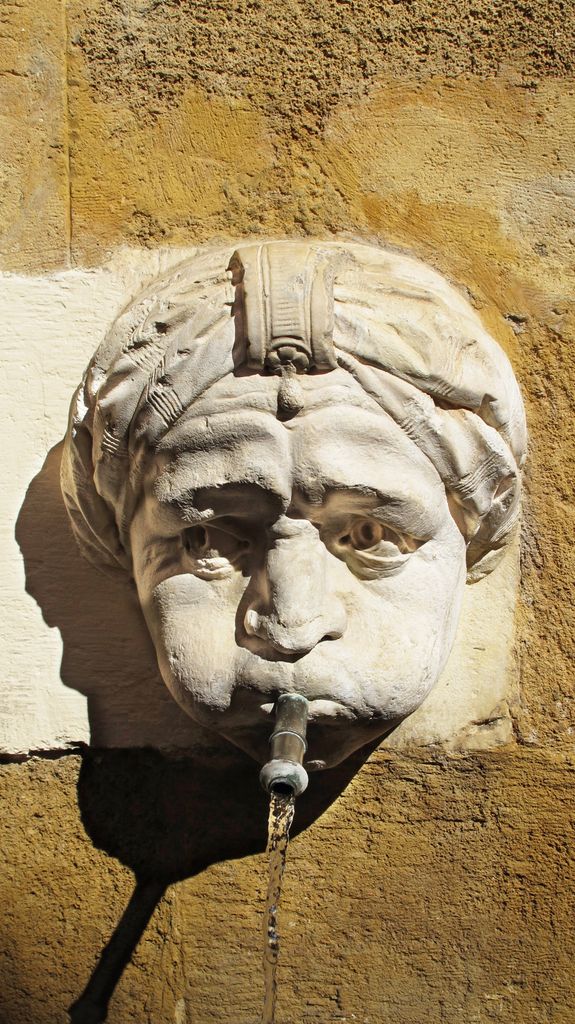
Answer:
[259,694,309,797]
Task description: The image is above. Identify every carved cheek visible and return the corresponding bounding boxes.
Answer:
[143,573,246,700]
[132,536,184,593]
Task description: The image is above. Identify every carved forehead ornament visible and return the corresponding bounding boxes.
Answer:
[229,241,338,416]
[229,241,337,370]
[62,239,526,581]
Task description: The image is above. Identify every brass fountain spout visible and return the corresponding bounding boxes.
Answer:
[259,694,309,797]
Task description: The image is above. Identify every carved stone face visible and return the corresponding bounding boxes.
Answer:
[62,239,526,770]
[129,370,466,769]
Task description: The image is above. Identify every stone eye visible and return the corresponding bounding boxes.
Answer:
[334,519,419,577]
[347,520,385,550]
[184,525,211,556]
[339,519,403,551]
[182,522,252,569]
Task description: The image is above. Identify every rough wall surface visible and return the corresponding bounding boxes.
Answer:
[1,0,574,1022]
[2,750,575,1023]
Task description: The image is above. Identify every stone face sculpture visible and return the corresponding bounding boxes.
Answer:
[61,240,527,770]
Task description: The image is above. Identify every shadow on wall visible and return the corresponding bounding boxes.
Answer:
[16,443,377,1021]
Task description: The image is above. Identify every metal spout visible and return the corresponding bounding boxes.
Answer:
[259,694,309,797]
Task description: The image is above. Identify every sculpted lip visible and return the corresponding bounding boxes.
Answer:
[259,698,356,722]
[306,699,356,721]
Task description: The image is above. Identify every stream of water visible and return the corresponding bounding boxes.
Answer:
[262,791,296,1024]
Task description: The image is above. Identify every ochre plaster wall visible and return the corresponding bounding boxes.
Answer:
[1,2,574,1022]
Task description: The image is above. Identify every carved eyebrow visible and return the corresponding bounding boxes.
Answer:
[370,496,441,539]
[166,482,286,519]
[153,411,292,509]
[153,455,292,516]
[298,485,443,539]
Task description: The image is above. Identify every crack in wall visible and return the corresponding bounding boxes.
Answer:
[61,0,72,265]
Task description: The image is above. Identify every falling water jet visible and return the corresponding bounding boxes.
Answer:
[260,695,309,1024]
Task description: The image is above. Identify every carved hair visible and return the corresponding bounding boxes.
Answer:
[61,240,527,580]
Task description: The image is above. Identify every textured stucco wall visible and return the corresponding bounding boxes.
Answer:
[1,1,574,1022]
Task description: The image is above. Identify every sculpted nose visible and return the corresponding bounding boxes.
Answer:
[244,517,347,657]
